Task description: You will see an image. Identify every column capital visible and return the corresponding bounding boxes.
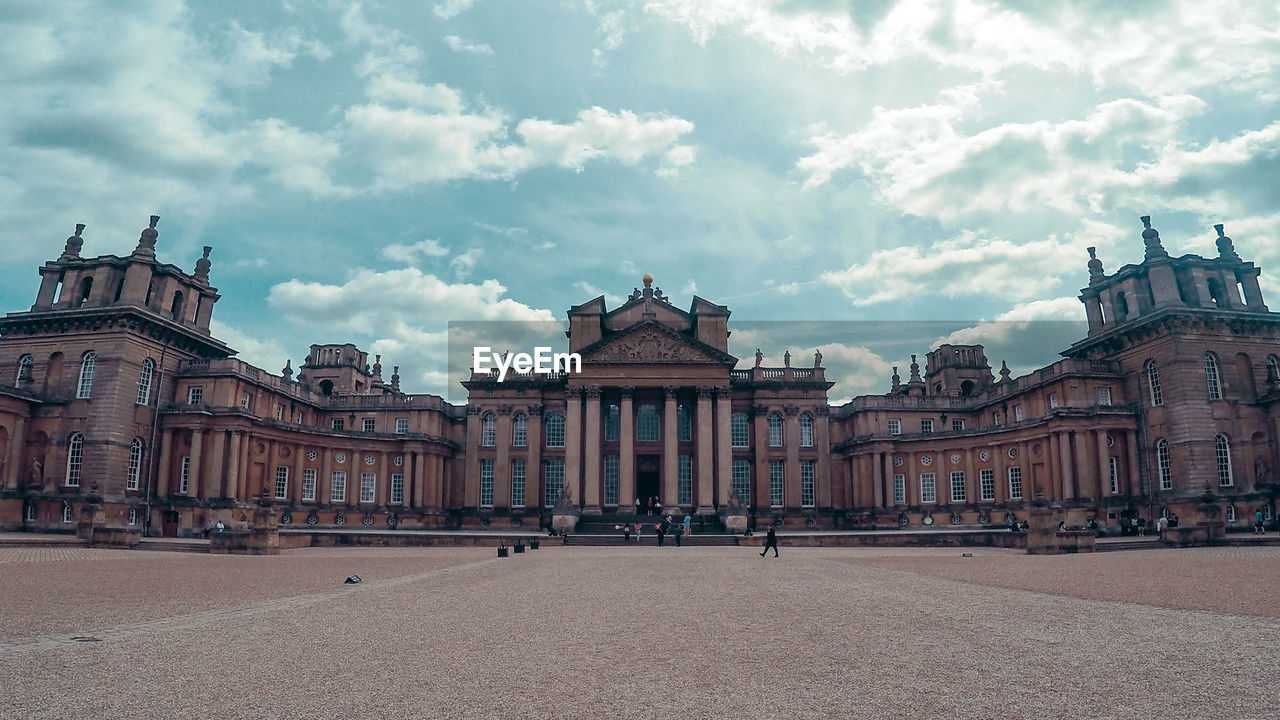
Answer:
[696,386,714,399]
[784,404,801,416]
[713,385,732,397]
[814,404,830,417]
[497,403,513,415]
[565,386,584,399]
[526,403,544,417]
[662,385,678,398]
[751,404,770,417]
[584,385,602,398]
[466,405,483,416]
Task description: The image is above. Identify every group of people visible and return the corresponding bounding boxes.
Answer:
[621,513,693,546]
[636,496,663,516]
[1153,513,1180,536]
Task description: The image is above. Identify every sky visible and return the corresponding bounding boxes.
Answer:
[2,0,1278,402]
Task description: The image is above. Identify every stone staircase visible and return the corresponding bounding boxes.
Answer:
[134,537,211,553]
[562,532,741,547]
[1095,537,1162,552]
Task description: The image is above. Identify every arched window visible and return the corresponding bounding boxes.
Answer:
[1267,354,1280,383]
[604,405,619,442]
[481,412,496,447]
[1113,291,1128,322]
[512,413,528,447]
[1146,359,1162,406]
[1215,434,1233,486]
[1156,438,1172,491]
[170,291,185,321]
[768,412,783,447]
[76,276,93,307]
[545,412,565,447]
[677,404,692,442]
[730,412,750,448]
[636,404,660,442]
[65,433,84,487]
[319,379,334,396]
[127,438,144,491]
[1204,352,1222,400]
[1226,505,1236,523]
[15,354,32,387]
[799,413,814,447]
[136,358,155,405]
[76,351,96,399]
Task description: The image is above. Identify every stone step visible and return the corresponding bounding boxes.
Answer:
[562,533,741,547]
[134,539,210,553]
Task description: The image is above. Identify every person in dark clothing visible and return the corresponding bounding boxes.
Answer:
[656,524,665,547]
[759,526,779,557]
[623,522,632,543]
[674,524,683,546]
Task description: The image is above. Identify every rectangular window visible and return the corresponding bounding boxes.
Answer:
[544,460,564,507]
[992,412,1002,427]
[920,418,933,434]
[480,460,494,508]
[604,454,620,506]
[302,469,317,502]
[187,386,203,405]
[801,460,815,508]
[126,442,143,491]
[360,472,376,503]
[769,460,784,507]
[331,418,344,431]
[1049,393,1059,409]
[274,466,288,499]
[395,418,409,435]
[25,503,37,522]
[678,454,693,506]
[980,469,995,501]
[179,456,191,495]
[363,418,376,432]
[920,473,936,504]
[888,419,901,436]
[950,471,966,503]
[330,471,347,503]
[1108,457,1118,494]
[241,392,251,409]
[1013,405,1024,421]
[952,419,965,432]
[893,474,905,505]
[62,504,73,523]
[511,460,526,508]
[128,507,138,526]
[390,474,404,505]
[1008,466,1023,500]
[732,459,751,505]
[1096,387,1112,406]
[295,410,303,424]
[730,415,749,447]
[275,405,284,421]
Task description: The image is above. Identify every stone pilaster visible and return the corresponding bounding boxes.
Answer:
[695,387,714,514]
[715,387,732,507]
[619,389,635,513]
[582,387,601,514]
[663,387,678,509]
[565,388,582,509]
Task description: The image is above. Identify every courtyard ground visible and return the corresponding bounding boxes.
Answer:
[2,544,1277,719]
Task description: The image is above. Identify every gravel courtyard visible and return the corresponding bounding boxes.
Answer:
[3,544,1278,719]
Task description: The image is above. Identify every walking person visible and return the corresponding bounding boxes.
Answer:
[674,524,683,547]
[623,522,632,543]
[759,526,779,558]
[647,497,654,516]
[657,523,665,547]
[683,513,691,535]
[1155,514,1168,538]
[1255,509,1266,534]
[635,522,642,544]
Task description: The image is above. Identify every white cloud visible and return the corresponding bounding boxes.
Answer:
[450,248,484,280]
[574,281,625,306]
[821,230,1080,306]
[516,107,696,172]
[434,0,478,20]
[380,239,450,264]
[211,319,291,376]
[444,35,493,55]
[222,22,330,87]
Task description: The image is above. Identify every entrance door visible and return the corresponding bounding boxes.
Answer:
[636,454,660,513]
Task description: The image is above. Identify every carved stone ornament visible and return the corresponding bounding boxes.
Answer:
[334,512,345,525]
[527,403,544,417]
[590,325,714,363]
[498,404,513,415]
[783,405,800,416]
[466,405,482,416]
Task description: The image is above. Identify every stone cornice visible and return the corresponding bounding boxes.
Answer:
[0,305,233,359]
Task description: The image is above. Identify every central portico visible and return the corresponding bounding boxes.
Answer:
[461,275,834,528]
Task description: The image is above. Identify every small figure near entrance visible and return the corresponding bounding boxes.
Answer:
[646,497,654,516]
[623,522,632,543]
[635,522,643,544]
[1168,514,1178,528]
[1155,514,1168,538]
[760,526,779,558]
[674,523,683,547]
[1256,509,1267,534]
[656,522,666,547]
[683,513,691,535]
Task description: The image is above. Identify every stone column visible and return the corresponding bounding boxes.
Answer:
[412,451,426,508]
[5,416,26,489]
[1097,430,1112,498]
[694,388,714,514]
[565,388,582,508]
[496,408,512,509]
[526,405,542,511]
[188,430,204,497]
[237,433,252,501]
[815,407,832,509]
[583,387,601,514]
[434,456,447,509]
[156,429,173,498]
[319,446,331,506]
[715,387,732,507]
[619,389,635,513]
[872,452,884,508]
[964,448,976,505]
[224,431,242,500]
[753,407,768,511]
[464,407,481,509]
[784,407,801,509]
[1125,430,1141,496]
[663,387,679,510]
[206,430,226,501]
[1058,432,1074,500]
[1073,431,1091,501]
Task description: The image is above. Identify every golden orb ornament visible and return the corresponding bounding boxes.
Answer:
[642,273,653,287]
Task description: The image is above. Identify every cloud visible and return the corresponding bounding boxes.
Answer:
[821,230,1081,306]
[434,0,478,20]
[380,239,450,264]
[516,107,696,172]
[210,319,291,376]
[444,35,493,55]
[450,248,484,280]
[222,21,331,87]
[574,281,625,306]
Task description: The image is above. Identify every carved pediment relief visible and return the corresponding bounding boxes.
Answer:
[587,324,718,364]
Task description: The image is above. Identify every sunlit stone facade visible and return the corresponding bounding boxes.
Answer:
[2,217,1277,536]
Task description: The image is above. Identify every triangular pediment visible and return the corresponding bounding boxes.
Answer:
[581,322,736,365]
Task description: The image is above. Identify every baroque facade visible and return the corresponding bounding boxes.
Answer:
[1,216,1278,536]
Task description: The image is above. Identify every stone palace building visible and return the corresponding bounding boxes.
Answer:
[2,216,1278,536]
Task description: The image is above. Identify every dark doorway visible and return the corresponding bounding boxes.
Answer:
[636,454,660,513]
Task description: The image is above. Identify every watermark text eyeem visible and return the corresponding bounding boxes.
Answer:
[473,347,582,382]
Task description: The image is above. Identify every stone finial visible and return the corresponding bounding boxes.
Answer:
[1214,223,1239,261]
[372,354,383,378]
[999,359,1011,382]
[909,354,922,382]
[282,359,294,381]
[194,246,212,283]
[642,273,653,288]
[891,366,901,391]
[813,348,822,368]
[1140,215,1168,260]
[1087,246,1104,280]
[61,223,86,259]
[134,215,160,257]
[391,365,401,391]
[784,350,792,368]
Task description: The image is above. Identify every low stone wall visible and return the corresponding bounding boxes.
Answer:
[289,530,549,548]
[1161,522,1225,548]
[209,528,280,555]
[87,526,142,548]
[737,531,1027,550]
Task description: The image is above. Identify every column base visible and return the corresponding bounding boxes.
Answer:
[617,506,637,515]
[581,505,603,515]
[695,505,716,516]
